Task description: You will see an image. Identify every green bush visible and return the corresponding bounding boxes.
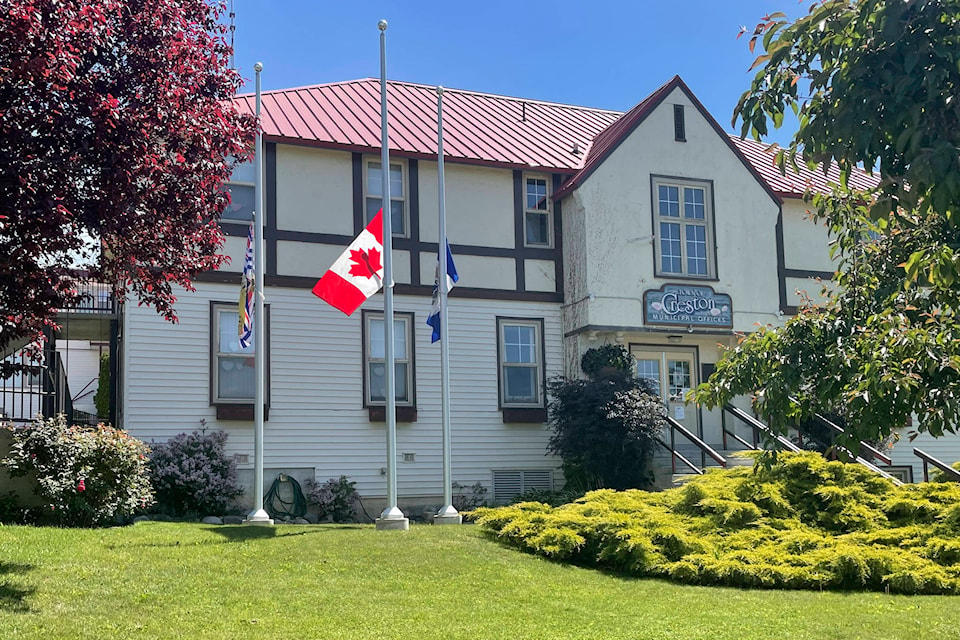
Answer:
[473,452,960,595]
[1,416,154,527]
[304,475,361,523]
[148,429,244,517]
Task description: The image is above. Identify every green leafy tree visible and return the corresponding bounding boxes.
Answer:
[695,1,960,449]
[547,345,666,491]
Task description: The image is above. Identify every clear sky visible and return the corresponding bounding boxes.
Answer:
[229,0,802,146]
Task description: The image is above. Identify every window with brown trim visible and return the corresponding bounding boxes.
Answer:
[365,160,406,236]
[210,302,270,404]
[222,160,256,224]
[653,178,715,279]
[524,175,552,247]
[363,311,415,407]
[497,318,544,408]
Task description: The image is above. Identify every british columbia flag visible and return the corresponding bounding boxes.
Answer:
[238,218,255,348]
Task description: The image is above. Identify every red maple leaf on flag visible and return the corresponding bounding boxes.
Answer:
[348,247,382,279]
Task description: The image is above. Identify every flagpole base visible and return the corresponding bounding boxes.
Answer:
[376,506,409,530]
[243,509,274,526]
[433,514,462,525]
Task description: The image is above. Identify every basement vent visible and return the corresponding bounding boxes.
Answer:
[492,469,554,505]
[673,104,686,142]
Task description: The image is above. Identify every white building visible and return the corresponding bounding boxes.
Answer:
[118,76,931,507]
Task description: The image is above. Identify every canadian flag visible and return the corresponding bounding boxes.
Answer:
[312,210,385,315]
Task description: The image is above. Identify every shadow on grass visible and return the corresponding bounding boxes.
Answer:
[0,562,35,613]
[105,524,365,549]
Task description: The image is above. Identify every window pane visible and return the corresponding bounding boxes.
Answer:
[230,161,257,184]
[686,224,708,275]
[391,200,404,235]
[369,362,386,402]
[636,359,661,397]
[366,197,382,223]
[390,164,403,197]
[526,178,547,210]
[368,362,409,403]
[219,310,253,353]
[658,185,680,217]
[684,187,705,219]
[369,318,385,358]
[660,222,682,273]
[668,360,691,402]
[393,320,407,359]
[218,356,254,399]
[505,366,537,403]
[525,211,549,245]
[368,163,383,197]
[504,325,536,363]
[223,184,255,221]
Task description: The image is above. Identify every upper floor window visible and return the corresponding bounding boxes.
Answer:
[498,318,544,408]
[524,176,552,247]
[366,161,406,236]
[222,160,256,223]
[363,311,415,406]
[654,179,714,279]
[211,302,269,403]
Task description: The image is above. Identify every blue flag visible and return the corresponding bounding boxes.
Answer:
[426,242,459,343]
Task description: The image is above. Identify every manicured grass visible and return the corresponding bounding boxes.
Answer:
[1,522,958,639]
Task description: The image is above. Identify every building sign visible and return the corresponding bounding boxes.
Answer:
[643,284,733,329]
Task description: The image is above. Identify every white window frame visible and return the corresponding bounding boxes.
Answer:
[363,310,415,407]
[497,318,544,408]
[222,159,257,225]
[523,174,552,247]
[364,158,407,237]
[652,177,715,279]
[211,302,269,404]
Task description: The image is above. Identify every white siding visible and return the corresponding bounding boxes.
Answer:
[123,283,562,502]
[887,430,960,483]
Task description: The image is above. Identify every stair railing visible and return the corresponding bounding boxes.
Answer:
[657,414,726,475]
[722,403,902,485]
[722,404,801,452]
[914,448,960,482]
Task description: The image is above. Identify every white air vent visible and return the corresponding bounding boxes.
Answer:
[492,469,554,505]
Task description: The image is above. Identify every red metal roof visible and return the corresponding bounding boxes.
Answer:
[235,77,877,198]
[729,136,879,198]
[234,78,621,172]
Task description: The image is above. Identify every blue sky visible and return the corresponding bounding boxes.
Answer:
[229,0,802,145]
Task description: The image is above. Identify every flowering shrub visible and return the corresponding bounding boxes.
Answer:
[1,416,154,527]
[304,475,360,522]
[148,429,243,517]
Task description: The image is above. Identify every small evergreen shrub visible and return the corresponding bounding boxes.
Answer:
[511,487,583,507]
[2,416,154,527]
[304,475,360,522]
[148,429,243,517]
[94,352,110,419]
[473,451,960,595]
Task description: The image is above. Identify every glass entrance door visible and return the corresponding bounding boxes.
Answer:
[632,347,699,435]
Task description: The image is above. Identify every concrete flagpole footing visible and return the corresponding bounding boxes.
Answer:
[375,517,410,530]
[433,504,462,525]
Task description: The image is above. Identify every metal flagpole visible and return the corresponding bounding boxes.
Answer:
[433,86,461,525]
[245,62,273,525]
[375,20,408,530]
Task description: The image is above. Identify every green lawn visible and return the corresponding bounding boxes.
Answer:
[0,522,957,639]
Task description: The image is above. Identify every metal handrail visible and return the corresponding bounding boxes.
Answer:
[665,415,727,467]
[786,396,893,465]
[656,437,704,475]
[914,448,960,482]
[723,404,802,452]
